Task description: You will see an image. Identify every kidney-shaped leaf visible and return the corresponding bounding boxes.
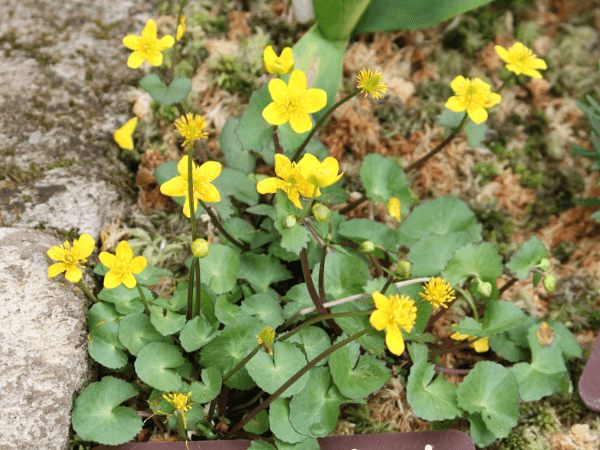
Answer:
[338,218,397,253]
[199,244,240,294]
[408,231,479,277]
[118,312,172,356]
[506,236,548,280]
[442,242,503,286]
[139,74,191,105]
[87,302,127,369]
[190,367,222,404]
[360,153,410,215]
[134,342,186,392]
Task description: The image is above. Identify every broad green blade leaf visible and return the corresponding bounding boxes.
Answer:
[438,109,465,127]
[235,84,273,153]
[241,292,285,328]
[456,361,519,439]
[274,191,311,254]
[406,344,462,421]
[179,315,219,352]
[274,438,320,450]
[289,366,349,437]
[149,292,187,312]
[489,333,529,363]
[452,299,528,337]
[190,367,222,404]
[312,251,371,299]
[213,168,259,206]
[287,24,347,125]
[134,342,186,391]
[248,441,276,450]
[246,341,311,397]
[200,316,267,390]
[222,218,255,246]
[244,409,270,435]
[352,0,494,33]
[148,304,186,336]
[317,185,350,205]
[442,242,503,286]
[314,0,371,41]
[87,302,127,369]
[338,218,397,253]
[139,74,191,105]
[247,204,277,221]
[287,326,332,367]
[329,334,391,399]
[270,398,309,444]
[397,196,481,247]
[467,413,498,449]
[97,284,145,314]
[408,231,479,277]
[506,236,548,279]
[118,312,173,356]
[465,120,487,148]
[72,376,142,445]
[269,238,302,262]
[238,253,292,293]
[215,294,243,325]
[198,244,240,294]
[221,118,256,173]
[359,153,410,215]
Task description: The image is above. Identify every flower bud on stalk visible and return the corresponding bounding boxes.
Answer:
[360,240,375,253]
[538,258,551,272]
[284,215,297,229]
[312,204,331,222]
[477,281,492,298]
[395,261,412,279]
[191,239,209,258]
[543,275,557,292]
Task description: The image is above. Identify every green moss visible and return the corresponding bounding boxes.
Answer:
[151,101,179,123]
[343,404,397,434]
[470,200,516,257]
[473,162,502,185]
[210,55,255,97]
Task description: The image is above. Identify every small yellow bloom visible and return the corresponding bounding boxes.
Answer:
[257,326,276,355]
[176,16,186,41]
[369,291,417,356]
[257,154,320,209]
[445,76,502,124]
[420,277,455,310]
[47,234,95,283]
[99,240,147,289]
[387,197,401,222]
[262,70,327,134]
[160,155,221,218]
[174,113,208,147]
[494,42,547,79]
[451,325,490,353]
[263,45,295,76]
[357,68,388,99]
[122,19,175,69]
[114,117,138,150]
[297,153,343,188]
[158,392,195,428]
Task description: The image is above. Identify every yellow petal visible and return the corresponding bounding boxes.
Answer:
[199,183,221,203]
[274,154,293,180]
[494,45,510,63]
[280,47,293,61]
[160,176,187,197]
[287,190,303,209]
[450,76,467,93]
[74,234,96,258]
[116,240,133,260]
[472,337,489,353]
[114,117,138,150]
[146,51,163,67]
[104,270,122,289]
[122,273,138,289]
[522,68,542,78]
[530,59,547,70]
[297,153,319,180]
[123,35,142,50]
[262,102,289,126]
[445,96,466,113]
[182,195,193,218]
[466,105,488,124]
[305,88,327,114]
[47,245,65,261]
[372,291,392,312]
[141,19,157,39]
[263,45,277,72]
[157,35,174,51]
[387,197,401,221]
[198,161,222,182]
[268,78,288,103]
[65,266,83,283]
[257,177,285,194]
[288,70,307,91]
[451,331,468,341]
[289,113,313,134]
[127,51,146,69]
[483,92,502,108]
[130,256,147,274]
[98,252,116,268]
[48,262,67,278]
[177,155,190,178]
[369,309,390,331]
[385,325,405,356]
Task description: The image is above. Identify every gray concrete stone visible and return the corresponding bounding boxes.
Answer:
[0,228,94,450]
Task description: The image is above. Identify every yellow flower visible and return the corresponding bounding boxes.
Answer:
[176,16,186,41]
[451,325,490,353]
[174,113,208,147]
[257,326,276,355]
[420,277,456,310]
[99,240,147,289]
[262,70,327,134]
[494,42,547,79]
[114,117,138,150]
[357,68,388,99]
[122,19,175,69]
[387,197,401,222]
[263,45,295,76]
[256,154,320,209]
[370,292,417,356]
[158,392,195,428]
[297,153,343,188]
[47,234,95,283]
[160,155,221,218]
[445,76,502,124]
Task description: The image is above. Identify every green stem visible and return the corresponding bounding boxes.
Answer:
[338,193,369,215]
[222,344,263,383]
[77,280,98,303]
[186,257,197,321]
[277,310,371,343]
[136,283,150,315]
[291,89,361,163]
[271,125,283,154]
[380,276,395,296]
[456,286,479,322]
[186,143,198,242]
[197,199,246,251]
[317,229,329,302]
[430,339,475,358]
[194,258,201,318]
[297,186,318,223]
[225,327,373,439]
[495,72,515,94]
[404,113,469,173]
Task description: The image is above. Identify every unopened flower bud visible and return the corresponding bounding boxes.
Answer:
[360,240,375,253]
[312,204,331,222]
[284,215,297,229]
[538,258,551,272]
[477,281,492,298]
[395,261,412,279]
[325,233,332,243]
[191,239,209,258]
[543,275,557,292]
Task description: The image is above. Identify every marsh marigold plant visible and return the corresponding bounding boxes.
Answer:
[122,19,174,69]
[174,113,209,147]
[297,153,343,188]
[99,240,147,289]
[494,42,547,79]
[370,291,417,355]
[445,76,501,124]
[263,45,295,76]
[47,234,95,283]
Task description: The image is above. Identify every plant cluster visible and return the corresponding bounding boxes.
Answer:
[44,2,587,449]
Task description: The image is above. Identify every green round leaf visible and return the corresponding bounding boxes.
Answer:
[118,313,172,356]
[505,236,548,280]
[179,315,219,352]
[134,342,186,391]
[239,252,292,293]
[244,409,270,435]
[360,153,410,215]
[338,218,397,253]
[240,292,285,329]
[287,326,331,367]
[72,376,142,445]
[97,284,145,314]
[465,120,488,148]
[442,242,503,286]
[87,303,127,369]
[199,244,240,294]
[270,398,309,444]
[148,305,186,336]
[408,231,479,277]
[139,74,191,105]
[190,367,222,404]
[274,191,311,254]
[312,252,370,299]
[214,168,259,206]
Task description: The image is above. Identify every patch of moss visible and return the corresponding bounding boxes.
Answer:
[470,200,516,258]
[151,101,179,123]
[547,275,598,332]
[473,161,502,185]
[342,404,397,435]
[209,55,255,97]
